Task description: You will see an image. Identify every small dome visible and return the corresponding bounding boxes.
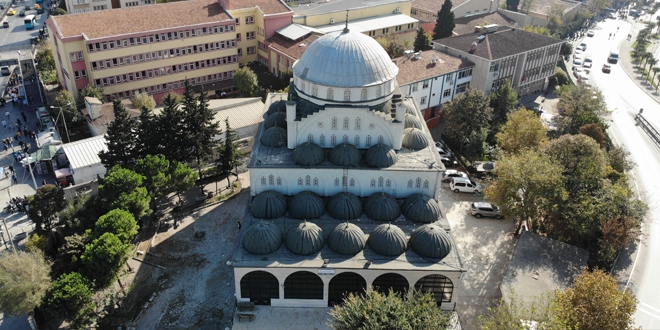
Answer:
[327,192,363,220]
[267,100,286,115]
[368,223,407,256]
[289,191,325,219]
[329,143,361,167]
[293,142,325,166]
[409,224,452,259]
[404,114,423,129]
[285,221,325,255]
[365,144,397,168]
[260,126,287,147]
[401,128,429,150]
[250,191,287,219]
[264,112,287,129]
[328,222,366,255]
[401,194,441,223]
[242,221,283,255]
[363,192,401,222]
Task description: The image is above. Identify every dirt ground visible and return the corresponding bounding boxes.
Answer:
[114,172,251,330]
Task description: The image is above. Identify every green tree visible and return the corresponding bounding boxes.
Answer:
[51,7,67,15]
[113,186,151,221]
[553,67,569,86]
[377,35,411,58]
[81,233,131,288]
[490,79,518,124]
[169,161,198,204]
[233,66,259,96]
[607,146,635,174]
[25,233,51,254]
[220,118,242,188]
[413,27,431,52]
[52,234,89,278]
[546,134,606,194]
[98,166,151,220]
[132,92,156,111]
[506,0,520,11]
[443,88,493,153]
[53,89,77,125]
[330,289,450,330]
[135,106,160,159]
[158,93,187,163]
[93,209,139,244]
[182,83,221,180]
[36,49,55,72]
[0,251,51,316]
[433,0,455,40]
[41,272,95,328]
[485,149,566,234]
[98,99,138,169]
[547,15,562,37]
[555,84,610,134]
[478,292,566,330]
[496,108,548,154]
[560,42,573,57]
[586,0,613,15]
[75,83,104,110]
[57,193,102,234]
[579,123,607,148]
[554,269,637,330]
[27,184,66,231]
[519,0,537,14]
[135,154,171,198]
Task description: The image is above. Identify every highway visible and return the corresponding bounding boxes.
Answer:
[583,14,660,329]
[0,0,49,52]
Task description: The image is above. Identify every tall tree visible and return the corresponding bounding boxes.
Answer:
[98,99,138,169]
[27,184,66,231]
[0,251,51,317]
[496,108,548,154]
[53,90,77,126]
[158,93,187,163]
[75,83,104,110]
[377,35,411,58]
[546,134,606,194]
[81,232,131,289]
[233,66,259,97]
[41,272,95,328]
[433,0,455,40]
[93,209,139,244]
[169,161,198,204]
[98,166,151,220]
[132,92,156,111]
[443,88,493,153]
[413,27,431,52]
[220,118,242,188]
[182,83,221,180]
[135,106,160,159]
[555,84,610,134]
[506,0,520,11]
[578,123,607,148]
[330,289,450,330]
[135,154,171,199]
[554,269,637,330]
[485,149,566,234]
[490,79,519,124]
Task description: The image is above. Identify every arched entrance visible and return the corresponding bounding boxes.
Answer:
[414,274,454,305]
[284,271,324,300]
[328,272,367,306]
[240,271,279,305]
[372,273,409,295]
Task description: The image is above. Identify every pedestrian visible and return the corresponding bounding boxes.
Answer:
[22,99,27,108]
[16,118,21,126]
[2,120,6,129]
[5,111,9,120]
[8,165,13,174]
[20,111,26,122]
[12,173,17,184]
[41,179,46,186]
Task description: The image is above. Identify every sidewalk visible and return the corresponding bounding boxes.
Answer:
[617,18,660,104]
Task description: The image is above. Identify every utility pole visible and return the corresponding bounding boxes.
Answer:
[1,217,16,253]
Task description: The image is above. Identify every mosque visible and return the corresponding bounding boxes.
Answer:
[231,23,463,309]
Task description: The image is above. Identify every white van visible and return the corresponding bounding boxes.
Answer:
[608,50,619,64]
[450,177,482,194]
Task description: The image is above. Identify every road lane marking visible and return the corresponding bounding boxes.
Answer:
[638,306,660,320]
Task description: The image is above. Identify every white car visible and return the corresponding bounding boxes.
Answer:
[587,30,595,37]
[442,170,468,183]
[578,74,590,85]
[574,49,583,57]
[450,177,482,194]
[583,61,592,69]
[573,57,583,66]
[573,67,586,77]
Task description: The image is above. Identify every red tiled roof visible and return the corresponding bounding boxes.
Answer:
[267,33,321,61]
[393,50,473,85]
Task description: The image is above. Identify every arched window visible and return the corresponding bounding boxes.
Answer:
[335,178,340,186]
[423,180,429,189]
[343,134,348,143]
[343,117,349,130]
[414,275,454,304]
[361,88,367,100]
[386,179,391,188]
[284,271,324,300]
[354,135,359,146]
[308,134,314,143]
[376,85,382,97]
[349,178,355,187]
[344,89,351,101]
[261,177,267,185]
[378,176,383,187]
[327,88,334,100]
[277,177,282,185]
[313,178,318,186]
[298,177,303,185]
[331,135,337,146]
[416,177,421,188]
[366,135,372,147]
[332,117,337,129]
[355,117,361,130]
[320,134,325,146]
[378,135,384,144]
[240,271,279,305]
[269,174,274,185]
[305,175,311,185]
[312,85,318,97]
[408,179,413,188]
[370,179,376,187]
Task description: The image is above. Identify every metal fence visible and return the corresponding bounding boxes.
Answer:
[0,41,34,54]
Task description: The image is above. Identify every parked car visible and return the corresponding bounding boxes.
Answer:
[37,7,44,13]
[24,5,30,10]
[587,30,595,37]
[471,202,503,219]
[440,156,458,168]
[450,177,482,194]
[19,9,25,16]
[442,170,468,183]
[577,74,590,85]
[1,21,8,28]
[602,64,611,73]
[573,57,583,66]
[13,232,27,241]
[0,66,10,76]
[583,57,593,68]
[573,67,586,77]
[630,10,640,17]
[7,8,16,15]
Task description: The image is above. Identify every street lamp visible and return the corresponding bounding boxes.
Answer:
[50,103,71,143]
[20,157,38,191]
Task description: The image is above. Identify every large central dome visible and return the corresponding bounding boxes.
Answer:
[293,29,398,88]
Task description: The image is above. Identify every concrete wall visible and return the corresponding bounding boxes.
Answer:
[497,8,548,27]
[292,2,412,27]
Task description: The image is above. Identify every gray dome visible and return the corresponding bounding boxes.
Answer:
[401,128,430,150]
[267,100,286,115]
[363,192,401,222]
[293,29,398,88]
[327,192,363,220]
[260,126,287,147]
[264,112,287,129]
[289,191,325,219]
[409,224,452,259]
[285,221,325,255]
[368,223,407,256]
[251,190,287,219]
[293,142,325,166]
[401,194,441,223]
[365,144,397,168]
[328,222,366,255]
[329,143,361,167]
[404,114,423,129]
[242,221,283,255]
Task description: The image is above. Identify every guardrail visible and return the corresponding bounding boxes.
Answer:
[635,113,660,148]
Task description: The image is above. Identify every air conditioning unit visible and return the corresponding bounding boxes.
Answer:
[493,71,499,77]
[330,18,335,24]
[394,7,401,14]
[448,80,454,85]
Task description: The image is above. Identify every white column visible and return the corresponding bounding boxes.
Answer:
[286,101,297,149]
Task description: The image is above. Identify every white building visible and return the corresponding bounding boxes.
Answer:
[233,27,463,310]
[60,135,108,186]
[66,0,155,14]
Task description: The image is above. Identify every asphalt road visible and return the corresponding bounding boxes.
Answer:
[583,14,660,329]
[0,0,48,50]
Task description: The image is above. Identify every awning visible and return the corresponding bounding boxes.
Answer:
[30,144,63,161]
[55,168,73,179]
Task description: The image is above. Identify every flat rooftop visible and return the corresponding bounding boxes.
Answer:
[291,0,409,16]
[312,13,418,34]
[394,50,474,85]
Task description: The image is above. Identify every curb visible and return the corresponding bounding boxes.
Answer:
[619,19,660,107]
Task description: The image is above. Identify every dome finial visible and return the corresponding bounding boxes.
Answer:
[343,10,350,33]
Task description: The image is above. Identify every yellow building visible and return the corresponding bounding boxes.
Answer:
[46,0,293,103]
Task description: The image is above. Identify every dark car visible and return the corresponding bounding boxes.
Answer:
[602,64,611,73]
[441,156,458,168]
[629,10,640,17]
[19,9,26,17]
[37,7,44,13]
[24,5,30,10]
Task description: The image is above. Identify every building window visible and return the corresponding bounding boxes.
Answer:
[408,179,413,188]
[355,118,361,130]
[423,180,429,189]
[343,117,349,130]
[261,177,267,185]
[361,88,367,100]
[378,177,383,187]
[422,80,430,89]
[366,135,371,147]
[335,178,340,186]
[456,82,470,93]
[305,175,311,186]
[349,178,355,187]
[343,134,348,143]
[370,179,376,187]
[320,134,325,146]
[298,178,303,185]
[269,174,274,185]
[416,177,421,188]
[443,89,451,97]
[386,179,391,188]
[331,134,336,146]
[376,86,382,97]
[412,83,419,92]
[458,68,473,79]
[331,117,337,129]
[327,88,334,100]
[313,178,318,186]
[308,134,314,143]
[312,85,318,97]
[420,96,427,105]
[344,89,350,101]
[354,135,359,146]
[245,16,254,24]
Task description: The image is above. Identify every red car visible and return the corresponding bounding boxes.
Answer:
[602,64,611,73]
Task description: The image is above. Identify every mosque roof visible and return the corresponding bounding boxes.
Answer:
[285,221,325,255]
[242,221,284,255]
[292,142,326,166]
[260,126,287,148]
[250,190,288,219]
[289,191,325,220]
[401,127,430,150]
[409,224,453,259]
[401,194,441,223]
[264,112,287,129]
[328,143,361,167]
[363,192,401,222]
[367,223,408,257]
[365,143,398,168]
[404,114,424,129]
[327,192,363,220]
[327,222,367,255]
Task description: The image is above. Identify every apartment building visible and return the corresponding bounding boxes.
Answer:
[47,0,293,103]
[66,0,155,14]
[433,25,562,97]
[393,50,474,127]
